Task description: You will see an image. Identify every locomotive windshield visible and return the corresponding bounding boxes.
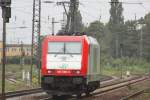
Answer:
[48,42,64,54]
[48,42,82,54]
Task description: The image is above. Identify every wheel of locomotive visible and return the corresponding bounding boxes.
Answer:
[85,88,92,97]
[52,95,58,99]
[77,93,82,98]
[85,83,98,96]
[84,85,91,96]
[85,91,90,96]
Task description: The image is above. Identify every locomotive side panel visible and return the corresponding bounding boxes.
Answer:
[87,37,101,83]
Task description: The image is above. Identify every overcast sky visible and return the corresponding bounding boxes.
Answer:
[0,0,150,44]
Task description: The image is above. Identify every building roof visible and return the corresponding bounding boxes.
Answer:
[6,44,31,47]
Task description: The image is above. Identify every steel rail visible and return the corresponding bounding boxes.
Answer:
[100,76,141,88]
[68,76,149,100]
[0,88,43,99]
[120,89,145,100]
[92,76,148,95]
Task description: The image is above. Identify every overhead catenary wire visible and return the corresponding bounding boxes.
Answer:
[138,3,150,13]
[81,0,150,20]
[80,9,100,20]
[1,0,149,30]
[10,6,63,24]
[11,7,48,24]
[0,4,61,24]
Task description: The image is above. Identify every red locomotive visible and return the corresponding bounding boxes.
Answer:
[41,35,100,97]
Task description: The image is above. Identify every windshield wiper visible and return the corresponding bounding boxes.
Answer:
[54,48,64,57]
[65,49,73,57]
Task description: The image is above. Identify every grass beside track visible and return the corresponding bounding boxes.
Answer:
[102,64,150,77]
[0,64,39,93]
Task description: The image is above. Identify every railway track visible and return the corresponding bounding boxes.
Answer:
[120,89,145,100]
[95,76,148,94]
[121,87,150,100]
[0,88,43,99]
[100,75,141,88]
[0,75,149,100]
[76,76,149,100]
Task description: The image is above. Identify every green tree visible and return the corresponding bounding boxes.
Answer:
[109,0,124,58]
[121,13,150,60]
[57,11,84,35]
[74,11,84,32]
[142,13,150,60]
[123,20,139,58]
[85,21,112,63]
[86,21,104,38]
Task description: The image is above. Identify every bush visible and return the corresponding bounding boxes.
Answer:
[103,57,148,67]
[6,56,20,64]
[6,56,36,64]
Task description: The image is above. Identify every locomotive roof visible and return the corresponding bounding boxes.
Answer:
[87,36,99,46]
[46,35,84,38]
[44,35,87,42]
[44,35,99,46]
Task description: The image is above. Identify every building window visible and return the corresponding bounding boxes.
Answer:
[7,48,9,52]
[12,48,14,52]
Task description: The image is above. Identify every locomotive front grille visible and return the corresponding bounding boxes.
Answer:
[42,76,86,92]
[54,77,73,88]
[43,76,84,86]
[55,77,72,84]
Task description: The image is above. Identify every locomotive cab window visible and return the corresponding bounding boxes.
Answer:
[48,42,64,54]
[65,42,81,54]
[48,42,82,54]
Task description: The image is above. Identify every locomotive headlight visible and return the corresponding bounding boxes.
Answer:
[73,77,83,84]
[47,70,54,74]
[47,70,52,74]
[76,70,80,74]
[72,70,80,74]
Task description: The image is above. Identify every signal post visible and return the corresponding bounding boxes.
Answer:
[0,0,11,100]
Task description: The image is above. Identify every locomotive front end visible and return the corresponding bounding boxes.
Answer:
[41,36,89,95]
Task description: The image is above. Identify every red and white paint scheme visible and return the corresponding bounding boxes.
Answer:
[41,35,100,97]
